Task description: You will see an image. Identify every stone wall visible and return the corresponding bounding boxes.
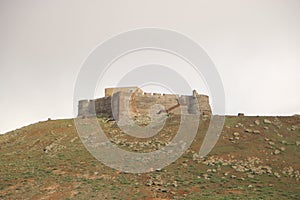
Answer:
[94,96,112,118]
[105,87,143,97]
[78,99,96,117]
[196,95,212,115]
[78,87,212,119]
[133,93,211,115]
[134,93,181,115]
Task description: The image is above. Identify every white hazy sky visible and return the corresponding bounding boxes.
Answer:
[0,0,300,134]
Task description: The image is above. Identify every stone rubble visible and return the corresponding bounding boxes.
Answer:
[263,119,272,124]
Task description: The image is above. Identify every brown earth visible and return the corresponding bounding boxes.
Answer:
[0,115,299,199]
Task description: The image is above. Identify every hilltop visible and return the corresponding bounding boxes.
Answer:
[0,115,299,199]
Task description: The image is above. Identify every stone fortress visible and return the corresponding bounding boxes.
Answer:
[78,87,212,120]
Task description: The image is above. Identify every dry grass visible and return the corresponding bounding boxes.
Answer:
[0,115,299,199]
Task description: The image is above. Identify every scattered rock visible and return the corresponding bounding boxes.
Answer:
[261,166,272,174]
[282,166,294,176]
[153,178,163,186]
[274,150,280,155]
[280,147,285,152]
[264,126,269,130]
[192,153,199,161]
[274,172,281,178]
[296,141,300,146]
[276,125,281,129]
[233,132,240,136]
[146,179,153,186]
[253,130,261,134]
[70,137,78,143]
[245,129,253,133]
[44,144,53,153]
[281,140,287,145]
[268,141,275,146]
[254,120,260,125]
[203,174,210,180]
[43,142,66,154]
[172,181,178,187]
[67,124,72,127]
[277,133,283,137]
[247,174,254,178]
[263,119,272,124]
[235,123,244,128]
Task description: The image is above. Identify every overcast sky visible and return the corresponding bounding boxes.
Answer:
[0,0,300,134]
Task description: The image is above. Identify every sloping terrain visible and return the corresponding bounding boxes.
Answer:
[0,115,299,199]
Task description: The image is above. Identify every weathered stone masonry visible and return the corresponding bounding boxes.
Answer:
[78,87,212,119]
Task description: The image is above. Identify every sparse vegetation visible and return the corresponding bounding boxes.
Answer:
[0,115,299,199]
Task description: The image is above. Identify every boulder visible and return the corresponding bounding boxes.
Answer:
[263,119,272,124]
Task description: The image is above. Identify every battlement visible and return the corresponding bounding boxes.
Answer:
[78,87,212,119]
[105,87,143,97]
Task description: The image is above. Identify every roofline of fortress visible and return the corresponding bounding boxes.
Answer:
[79,89,209,103]
[103,87,209,98]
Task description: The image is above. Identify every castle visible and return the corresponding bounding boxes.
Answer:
[78,87,212,120]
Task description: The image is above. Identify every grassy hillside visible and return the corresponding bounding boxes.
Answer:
[0,115,299,199]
